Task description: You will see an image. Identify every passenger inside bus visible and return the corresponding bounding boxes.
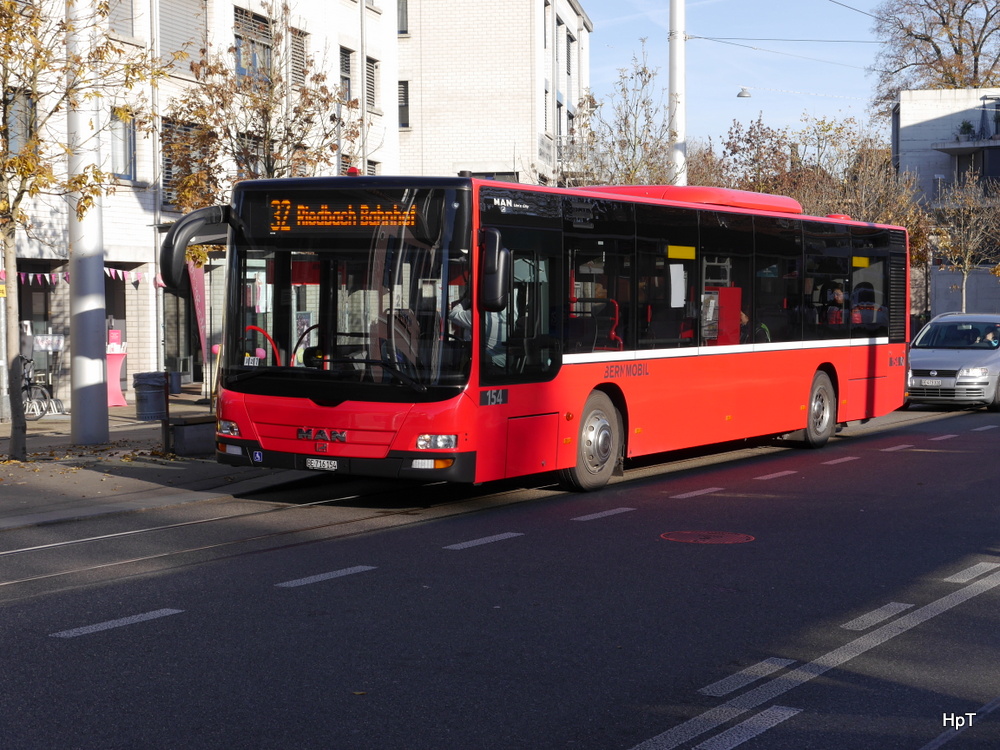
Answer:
[740,310,771,343]
[823,282,847,325]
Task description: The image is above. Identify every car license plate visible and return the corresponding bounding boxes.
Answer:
[306,458,339,471]
[922,379,942,386]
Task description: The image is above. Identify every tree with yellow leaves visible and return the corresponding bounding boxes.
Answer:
[1,0,174,461]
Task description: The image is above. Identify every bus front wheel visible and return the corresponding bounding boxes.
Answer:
[804,371,836,448]
[559,391,621,492]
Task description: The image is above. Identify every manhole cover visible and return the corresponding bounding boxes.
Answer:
[660,530,755,544]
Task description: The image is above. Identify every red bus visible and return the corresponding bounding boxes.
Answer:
[160,176,909,491]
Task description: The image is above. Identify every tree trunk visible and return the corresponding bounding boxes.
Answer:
[3,225,27,461]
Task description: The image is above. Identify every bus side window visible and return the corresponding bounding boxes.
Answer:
[699,212,753,346]
[635,203,699,349]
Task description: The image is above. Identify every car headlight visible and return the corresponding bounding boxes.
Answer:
[958,367,990,378]
[416,434,457,450]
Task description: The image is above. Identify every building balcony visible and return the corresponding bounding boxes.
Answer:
[932,137,1000,156]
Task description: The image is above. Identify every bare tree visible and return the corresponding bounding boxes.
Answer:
[871,0,1000,113]
[720,115,792,193]
[561,40,676,186]
[933,169,1000,311]
[162,1,357,260]
[686,138,729,188]
[1,0,172,460]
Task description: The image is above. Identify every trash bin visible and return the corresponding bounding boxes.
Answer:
[133,372,167,421]
[168,371,183,394]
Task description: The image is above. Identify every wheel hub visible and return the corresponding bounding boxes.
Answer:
[583,411,613,474]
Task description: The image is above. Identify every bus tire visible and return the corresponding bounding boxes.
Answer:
[559,391,621,492]
[804,371,836,448]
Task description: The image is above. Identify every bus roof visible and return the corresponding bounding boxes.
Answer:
[576,185,804,215]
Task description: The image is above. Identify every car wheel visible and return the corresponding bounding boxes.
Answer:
[987,383,1000,412]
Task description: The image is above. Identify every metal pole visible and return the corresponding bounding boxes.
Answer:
[668,0,687,186]
[67,0,110,444]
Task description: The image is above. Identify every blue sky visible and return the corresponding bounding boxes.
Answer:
[583,0,883,143]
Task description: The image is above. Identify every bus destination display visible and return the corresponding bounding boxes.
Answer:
[268,198,417,233]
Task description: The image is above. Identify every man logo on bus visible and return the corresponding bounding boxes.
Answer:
[297,428,347,442]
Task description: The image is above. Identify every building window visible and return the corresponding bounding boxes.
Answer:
[398,81,409,128]
[366,160,378,176]
[109,0,134,37]
[161,119,198,207]
[567,34,574,76]
[110,111,136,179]
[3,89,36,154]
[290,29,307,86]
[365,57,378,109]
[234,7,272,81]
[398,0,408,33]
[340,47,353,100]
[235,133,265,181]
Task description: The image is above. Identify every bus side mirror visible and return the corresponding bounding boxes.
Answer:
[159,205,231,290]
[480,228,510,313]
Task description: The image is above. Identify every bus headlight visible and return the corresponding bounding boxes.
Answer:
[218,420,241,437]
[417,434,457,450]
[958,367,989,378]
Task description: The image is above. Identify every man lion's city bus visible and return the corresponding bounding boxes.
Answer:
[160,176,909,491]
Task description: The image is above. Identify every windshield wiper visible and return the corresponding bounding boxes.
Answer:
[224,367,279,385]
[224,359,427,392]
[325,357,428,393]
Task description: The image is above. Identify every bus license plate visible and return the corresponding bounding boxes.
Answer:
[306,458,339,471]
[922,379,942,386]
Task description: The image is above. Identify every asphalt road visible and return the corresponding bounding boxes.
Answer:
[1,406,998,749]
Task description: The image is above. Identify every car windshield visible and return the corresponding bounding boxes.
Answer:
[912,321,1000,349]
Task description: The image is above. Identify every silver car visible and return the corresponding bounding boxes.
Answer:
[907,312,1000,410]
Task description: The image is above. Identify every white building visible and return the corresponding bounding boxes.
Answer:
[398,0,592,183]
[893,88,1000,318]
[4,0,401,418]
[894,88,1000,200]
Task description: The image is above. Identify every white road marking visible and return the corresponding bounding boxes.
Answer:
[822,457,860,465]
[692,706,802,750]
[919,694,1000,749]
[840,602,914,631]
[944,562,1000,584]
[572,508,635,522]
[444,532,524,550]
[929,434,958,441]
[50,609,184,638]
[629,567,1000,750]
[698,658,796,697]
[971,425,998,431]
[881,444,912,452]
[275,565,377,588]
[671,488,725,499]
[754,471,797,481]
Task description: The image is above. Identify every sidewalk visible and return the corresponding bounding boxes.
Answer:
[0,384,304,531]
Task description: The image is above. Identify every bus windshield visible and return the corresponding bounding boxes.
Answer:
[222,185,472,398]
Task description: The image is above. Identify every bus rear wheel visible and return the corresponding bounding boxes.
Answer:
[559,391,621,492]
[804,371,836,448]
